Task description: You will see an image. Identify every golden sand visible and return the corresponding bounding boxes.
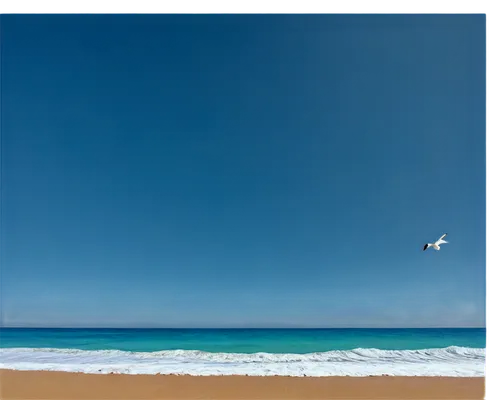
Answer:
[0,370,485,399]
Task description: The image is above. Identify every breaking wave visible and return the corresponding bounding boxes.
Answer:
[0,346,485,377]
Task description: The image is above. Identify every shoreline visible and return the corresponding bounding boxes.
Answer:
[0,370,485,399]
[0,345,485,377]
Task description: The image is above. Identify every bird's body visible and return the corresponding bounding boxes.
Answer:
[423,233,448,251]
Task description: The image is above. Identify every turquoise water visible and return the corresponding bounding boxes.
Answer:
[0,328,485,353]
[0,328,486,376]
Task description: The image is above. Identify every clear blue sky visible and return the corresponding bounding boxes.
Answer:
[1,14,485,328]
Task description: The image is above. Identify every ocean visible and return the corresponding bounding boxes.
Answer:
[0,328,486,377]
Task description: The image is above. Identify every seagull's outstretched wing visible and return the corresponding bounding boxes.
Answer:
[423,244,429,251]
[436,233,448,245]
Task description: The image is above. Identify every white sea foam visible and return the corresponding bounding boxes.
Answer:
[0,346,485,377]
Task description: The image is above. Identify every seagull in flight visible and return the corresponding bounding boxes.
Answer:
[423,233,448,251]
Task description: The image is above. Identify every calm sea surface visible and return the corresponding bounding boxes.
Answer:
[0,328,485,353]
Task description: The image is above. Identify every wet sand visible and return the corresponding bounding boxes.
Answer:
[0,370,485,399]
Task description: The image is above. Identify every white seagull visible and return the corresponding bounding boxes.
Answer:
[423,233,448,251]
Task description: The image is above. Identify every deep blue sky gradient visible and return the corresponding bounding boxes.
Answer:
[0,14,486,327]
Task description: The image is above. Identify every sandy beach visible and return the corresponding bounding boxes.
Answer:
[0,370,485,399]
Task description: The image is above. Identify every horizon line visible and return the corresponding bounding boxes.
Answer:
[0,326,486,329]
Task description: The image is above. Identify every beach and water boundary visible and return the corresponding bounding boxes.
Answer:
[0,328,485,399]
